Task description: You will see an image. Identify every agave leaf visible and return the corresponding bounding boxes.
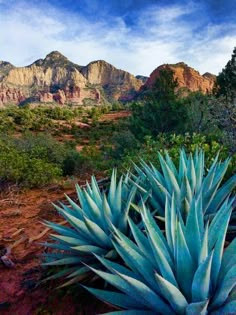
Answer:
[207,174,236,214]
[165,195,176,254]
[112,230,159,290]
[158,152,181,199]
[195,150,204,193]
[83,216,111,247]
[187,153,196,192]
[185,300,209,315]
[192,251,213,302]
[102,193,112,224]
[164,150,178,178]
[57,202,76,217]
[91,175,103,207]
[202,162,218,193]
[57,272,90,288]
[66,265,91,279]
[115,176,123,213]
[41,241,77,252]
[219,238,236,280]
[116,271,174,314]
[64,195,84,220]
[41,267,78,282]
[128,217,154,261]
[83,190,103,224]
[211,301,236,315]
[199,221,209,264]
[52,206,90,238]
[42,256,81,266]
[84,287,146,310]
[49,234,86,246]
[141,202,173,269]
[211,207,231,290]
[178,149,187,184]
[202,160,231,214]
[155,272,188,315]
[118,185,137,232]
[185,200,202,264]
[72,245,106,255]
[86,266,166,312]
[108,169,117,209]
[44,220,80,239]
[149,162,165,186]
[210,264,236,309]
[208,198,233,249]
[93,254,142,280]
[176,221,195,300]
[75,184,89,214]
[146,173,170,207]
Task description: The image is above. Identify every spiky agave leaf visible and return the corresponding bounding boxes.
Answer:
[41,170,137,286]
[130,148,236,232]
[84,197,236,314]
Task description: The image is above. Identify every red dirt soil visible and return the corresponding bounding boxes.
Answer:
[0,182,113,315]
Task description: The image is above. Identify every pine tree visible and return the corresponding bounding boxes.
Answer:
[216,47,236,100]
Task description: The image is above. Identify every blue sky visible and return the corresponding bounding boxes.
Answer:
[0,0,235,76]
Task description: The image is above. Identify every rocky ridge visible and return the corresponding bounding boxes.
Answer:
[0,53,216,107]
[144,62,216,94]
[0,52,142,107]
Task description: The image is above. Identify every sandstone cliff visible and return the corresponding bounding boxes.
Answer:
[0,52,142,107]
[0,54,217,107]
[81,60,143,101]
[144,62,216,94]
[0,51,99,106]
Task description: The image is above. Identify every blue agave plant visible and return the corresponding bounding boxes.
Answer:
[130,149,236,229]
[42,170,137,287]
[85,195,236,314]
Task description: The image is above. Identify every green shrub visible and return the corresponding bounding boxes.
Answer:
[0,133,81,187]
[121,133,236,180]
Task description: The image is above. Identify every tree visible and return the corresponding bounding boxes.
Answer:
[129,68,188,139]
[211,47,236,151]
[184,91,219,134]
[215,47,236,100]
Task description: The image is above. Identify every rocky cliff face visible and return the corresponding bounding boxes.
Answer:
[0,54,217,107]
[0,52,141,107]
[0,52,99,106]
[81,60,143,101]
[144,62,216,94]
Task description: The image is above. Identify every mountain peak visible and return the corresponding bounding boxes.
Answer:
[45,51,68,61]
[32,51,75,68]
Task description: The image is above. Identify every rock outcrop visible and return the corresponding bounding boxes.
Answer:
[0,52,142,107]
[81,60,143,101]
[144,62,216,94]
[0,54,217,107]
[0,51,97,106]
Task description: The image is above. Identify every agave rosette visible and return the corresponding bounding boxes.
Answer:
[42,170,137,287]
[85,195,236,314]
[131,149,236,229]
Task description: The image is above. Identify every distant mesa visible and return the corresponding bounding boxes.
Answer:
[0,51,215,107]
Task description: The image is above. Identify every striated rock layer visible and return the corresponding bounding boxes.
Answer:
[0,53,216,107]
[144,62,216,94]
[81,60,143,101]
[0,51,142,107]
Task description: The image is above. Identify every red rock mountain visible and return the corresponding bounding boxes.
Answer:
[144,62,216,94]
[0,51,142,107]
[0,53,216,107]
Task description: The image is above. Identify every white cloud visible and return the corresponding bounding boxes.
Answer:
[0,1,235,76]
